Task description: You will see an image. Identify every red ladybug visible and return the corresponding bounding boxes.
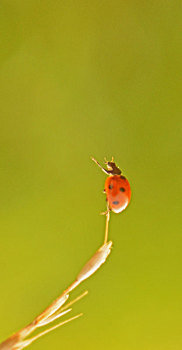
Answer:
[92,157,131,214]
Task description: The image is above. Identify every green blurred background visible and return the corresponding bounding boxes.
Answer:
[0,1,182,349]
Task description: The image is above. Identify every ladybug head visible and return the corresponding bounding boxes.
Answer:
[105,160,122,176]
[91,156,122,176]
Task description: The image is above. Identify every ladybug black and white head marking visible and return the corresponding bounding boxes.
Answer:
[105,161,121,175]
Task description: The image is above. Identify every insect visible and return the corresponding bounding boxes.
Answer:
[92,157,131,214]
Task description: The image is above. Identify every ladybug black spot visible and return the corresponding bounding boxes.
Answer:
[113,200,119,205]
[120,187,125,192]
[109,184,113,189]
[120,175,126,180]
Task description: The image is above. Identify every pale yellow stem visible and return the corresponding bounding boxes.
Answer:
[104,209,110,244]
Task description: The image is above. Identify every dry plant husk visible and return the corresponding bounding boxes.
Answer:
[0,220,112,350]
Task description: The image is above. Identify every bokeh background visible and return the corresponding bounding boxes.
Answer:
[0,1,182,349]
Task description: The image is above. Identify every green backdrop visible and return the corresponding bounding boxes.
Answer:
[0,1,182,349]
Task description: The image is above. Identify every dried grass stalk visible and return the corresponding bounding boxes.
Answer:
[0,213,112,350]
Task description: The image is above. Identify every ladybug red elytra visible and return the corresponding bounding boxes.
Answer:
[92,157,131,214]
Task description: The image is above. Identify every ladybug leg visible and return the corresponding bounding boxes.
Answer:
[100,208,110,216]
[100,202,111,216]
[91,157,111,175]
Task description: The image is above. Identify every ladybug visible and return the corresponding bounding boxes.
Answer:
[92,157,131,214]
